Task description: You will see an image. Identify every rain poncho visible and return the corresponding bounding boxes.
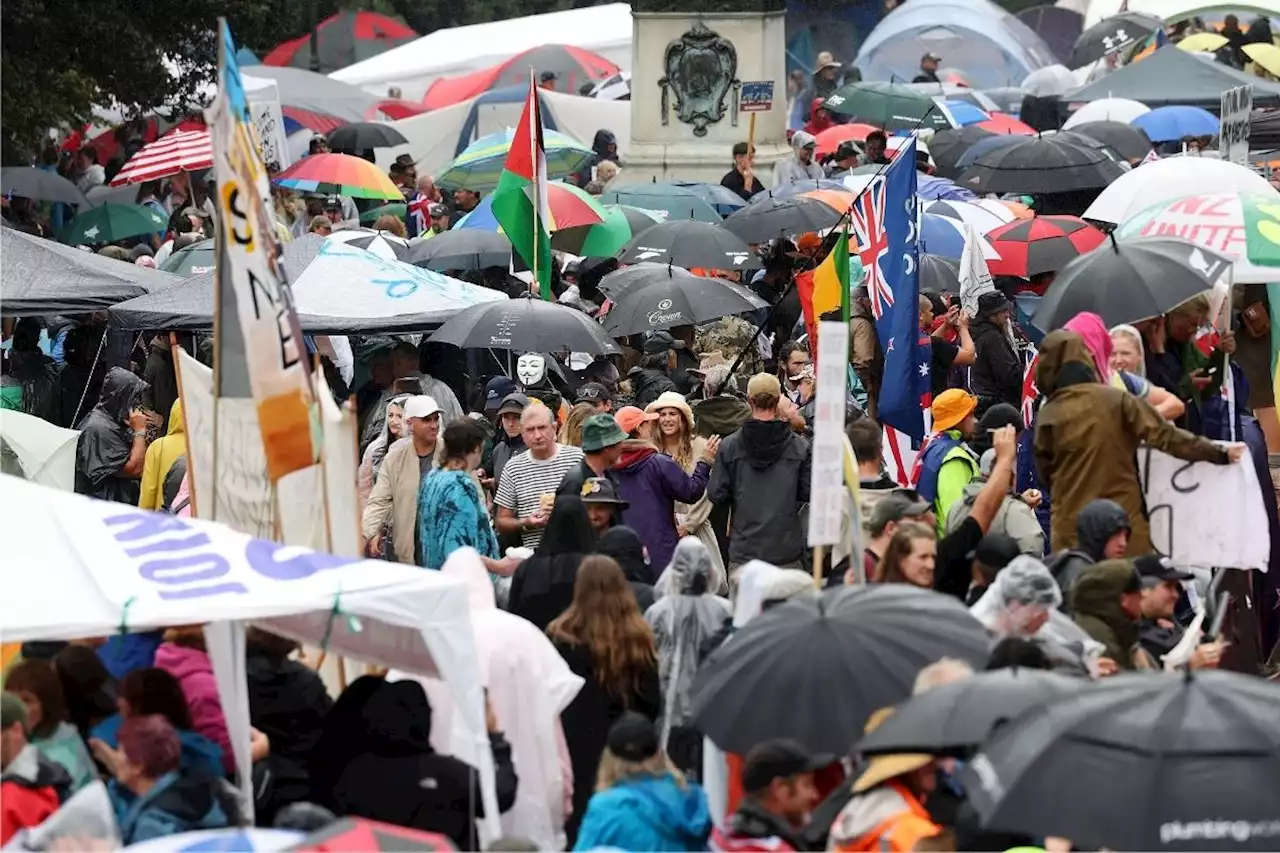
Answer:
[74,367,148,504]
[646,538,732,746]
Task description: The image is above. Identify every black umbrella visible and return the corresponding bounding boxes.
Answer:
[407,230,511,271]
[723,196,845,244]
[1065,120,1153,162]
[601,265,767,336]
[596,261,679,297]
[1072,11,1163,67]
[920,253,961,293]
[962,671,1280,851]
[857,669,1082,756]
[0,167,88,206]
[929,126,996,180]
[1032,237,1232,331]
[326,121,410,150]
[956,136,1127,195]
[616,220,754,271]
[689,585,992,756]
[1015,5,1084,66]
[428,296,621,354]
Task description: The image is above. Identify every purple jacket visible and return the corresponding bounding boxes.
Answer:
[611,439,710,577]
[153,643,233,774]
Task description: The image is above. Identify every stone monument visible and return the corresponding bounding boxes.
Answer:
[621,0,791,186]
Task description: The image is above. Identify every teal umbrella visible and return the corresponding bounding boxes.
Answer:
[60,204,169,246]
[823,82,956,133]
[598,183,721,223]
[360,202,407,226]
[437,127,594,192]
[159,238,216,276]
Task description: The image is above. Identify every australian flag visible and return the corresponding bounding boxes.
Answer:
[851,138,927,440]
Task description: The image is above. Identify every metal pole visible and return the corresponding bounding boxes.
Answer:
[308,0,321,73]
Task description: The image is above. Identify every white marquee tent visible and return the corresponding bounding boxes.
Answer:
[0,475,498,834]
[1076,0,1276,27]
[331,4,633,99]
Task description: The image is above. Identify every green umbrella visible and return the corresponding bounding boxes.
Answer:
[1243,195,1280,270]
[159,238,216,276]
[551,204,665,256]
[60,204,169,246]
[823,82,955,133]
[360,202,407,226]
[437,128,594,192]
[598,184,721,222]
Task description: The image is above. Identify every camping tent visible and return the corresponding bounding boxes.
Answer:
[0,411,79,492]
[0,473,498,834]
[380,88,630,181]
[330,4,633,99]
[1063,46,1280,109]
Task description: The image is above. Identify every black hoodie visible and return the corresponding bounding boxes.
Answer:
[75,366,148,504]
[1050,498,1131,608]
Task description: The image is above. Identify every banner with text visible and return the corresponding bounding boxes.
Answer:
[1219,85,1252,167]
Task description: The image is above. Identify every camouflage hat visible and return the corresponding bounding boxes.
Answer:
[695,316,765,378]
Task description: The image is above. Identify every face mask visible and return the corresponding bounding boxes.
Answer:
[516,353,546,386]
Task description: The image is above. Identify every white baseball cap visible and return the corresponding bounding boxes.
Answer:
[402,395,442,420]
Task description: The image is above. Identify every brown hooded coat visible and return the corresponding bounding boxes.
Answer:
[1033,331,1230,555]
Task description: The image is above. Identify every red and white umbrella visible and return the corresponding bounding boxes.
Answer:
[109,129,213,186]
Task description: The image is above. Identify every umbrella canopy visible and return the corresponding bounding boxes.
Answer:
[920,212,1002,261]
[2,228,178,316]
[799,189,857,213]
[943,99,990,126]
[722,196,844,244]
[0,168,88,206]
[1065,120,1153,162]
[597,183,722,223]
[1131,105,1219,143]
[359,202,408,226]
[1083,157,1277,226]
[109,234,506,334]
[1016,2,1083,66]
[930,126,997,179]
[616,220,754,270]
[1072,11,1163,66]
[920,252,962,293]
[158,238,216,276]
[422,44,620,110]
[1062,97,1150,129]
[1031,237,1232,330]
[109,129,213,186]
[915,174,976,202]
[759,179,852,202]
[952,134,1028,176]
[454,182,606,232]
[1177,32,1229,53]
[813,123,880,157]
[986,215,1106,278]
[428,296,620,354]
[407,229,512,271]
[962,671,1280,851]
[858,668,1083,756]
[438,127,594,191]
[1244,42,1280,78]
[287,816,455,852]
[551,204,663,257]
[957,136,1126,195]
[1064,44,1280,109]
[262,11,418,74]
[1022,63,1079,97]
[126,828,303,852]
[690,585,992,755]
[326,122,409,150]
[241,66,381,126]
[974,114,1035,136]
[600,265,767,336]
[923,199,1011,233]
[823,82,955,133]
[661,180,748,217]
[58,203,168,246]
[326,227,411,261]
[1115,191,1280,283]
[272,153,403,200]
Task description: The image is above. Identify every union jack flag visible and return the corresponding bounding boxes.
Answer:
[407,192,432,237]
[851,176,893,320]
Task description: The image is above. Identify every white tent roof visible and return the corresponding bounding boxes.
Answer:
[331,4,633,98]
[379,89,630,180]
[1082,0,1275,27]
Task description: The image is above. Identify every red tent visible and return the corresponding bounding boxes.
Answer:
[263,10,417,74]
[422,44,619,111]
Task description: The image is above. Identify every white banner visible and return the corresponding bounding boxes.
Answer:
[1138,446,1270,570]
[808,321,849,547]
[958,221,995,318]
[1219,85,1252,167]
[247,86,290,172]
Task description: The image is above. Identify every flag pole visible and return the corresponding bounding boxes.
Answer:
[529,67,542,301]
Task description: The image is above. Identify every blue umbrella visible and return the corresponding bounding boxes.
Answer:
[953,134,1027,173]
[919,212,1001,261]
[1130,105,1219,143]
[124,828,303,851]
[944,99,991,127]
[917,175,977,201]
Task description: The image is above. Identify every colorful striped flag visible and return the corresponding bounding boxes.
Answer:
[491,75,552,300]
[813,230,853,321]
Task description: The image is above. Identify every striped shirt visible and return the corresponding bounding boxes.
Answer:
[494,444,585,549]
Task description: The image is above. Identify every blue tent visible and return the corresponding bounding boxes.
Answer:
[453,85,559,159]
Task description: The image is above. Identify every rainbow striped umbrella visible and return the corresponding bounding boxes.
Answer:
[455,181,606,233]
[272,152,403,200]
[438,128,594,191]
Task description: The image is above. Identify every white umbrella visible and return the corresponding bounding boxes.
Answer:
[923,199,1010,233]
[1084,158,1277,226]
[326,226,411,260]
[1022,64,1077,97]
[1062,97,1149,129]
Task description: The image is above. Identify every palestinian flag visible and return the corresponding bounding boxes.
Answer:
[491,77,553,300]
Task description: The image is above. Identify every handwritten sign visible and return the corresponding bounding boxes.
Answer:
[808,321,849,546]
[740,81,775,113]
[248,98,289,173]
[1138,447,1270,569]
[1219,85,1252,167]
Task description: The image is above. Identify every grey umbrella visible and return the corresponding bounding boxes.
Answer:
[0,168,88,206]
[241,66,379,123]
[407,230,511,272]
[962,671,1280,851]
[2,227,179,316]
[690,585,992,756]
[429,296,621,355]
[601,265,766,336]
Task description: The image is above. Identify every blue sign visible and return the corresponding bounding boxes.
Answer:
[740,81,775,113]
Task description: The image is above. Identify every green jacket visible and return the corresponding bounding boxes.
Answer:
[1071,560,1142,670]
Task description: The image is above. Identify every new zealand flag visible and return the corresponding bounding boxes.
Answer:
[851,138,927,440]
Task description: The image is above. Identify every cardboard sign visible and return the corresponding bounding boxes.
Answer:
[808,321,849,546]
[740,81,775,113]
[1219,85,1252,167]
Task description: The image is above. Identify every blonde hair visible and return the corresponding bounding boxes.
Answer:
[596,160,620,184]
[1168,294,1210,322]
[559,402,596,446]
[373,214,407,238]
[653,409,694,470]
[911,658,974,696]
[596,749,684,792]
[1109,324,1146,377]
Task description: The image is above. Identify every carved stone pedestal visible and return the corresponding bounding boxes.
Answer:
[620,0,791,187]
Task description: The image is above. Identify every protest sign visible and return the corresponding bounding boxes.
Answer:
[1138,446,1270,569]
[808,321,849,546]
[740,81,775,112]
[1219,85,1252,167]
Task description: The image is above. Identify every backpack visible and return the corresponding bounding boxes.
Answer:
[944,481,1046,556]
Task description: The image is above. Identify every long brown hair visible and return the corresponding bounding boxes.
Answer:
[559,402,596,447]
[875,521,935,585]
[547,555,657,703]
[653,408,694,470]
